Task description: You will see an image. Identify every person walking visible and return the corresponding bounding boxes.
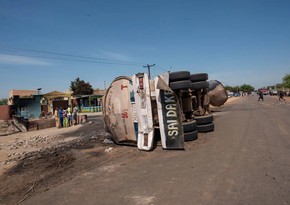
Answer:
[279,91,286,101]
[258,91,264,101]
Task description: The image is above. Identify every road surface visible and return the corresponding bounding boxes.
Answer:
[22,95,290,205]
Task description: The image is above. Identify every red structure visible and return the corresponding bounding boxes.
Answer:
[258,89,269,95]
[0,105,14,120]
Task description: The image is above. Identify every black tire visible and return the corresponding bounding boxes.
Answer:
[169,71,190,82]
[183,120,197,132]
[184,130,198,141]
[195,114,213,125]
[197,123,214,133]
[191,81,209,90]
[190,73,208,82]
[170,80,191,90]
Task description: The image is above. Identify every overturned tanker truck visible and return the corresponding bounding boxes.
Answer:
[102,71,228,151]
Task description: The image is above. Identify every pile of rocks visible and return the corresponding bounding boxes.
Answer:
[0,120,20,136]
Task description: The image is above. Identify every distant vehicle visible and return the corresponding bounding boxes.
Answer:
[269,90,278,95]
[228,92,233,97]
[258,89,269,95]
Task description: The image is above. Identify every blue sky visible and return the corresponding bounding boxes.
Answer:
[0,0,290,98]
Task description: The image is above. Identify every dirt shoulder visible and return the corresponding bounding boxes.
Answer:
[0,113,103,175]
[0,113,120,205]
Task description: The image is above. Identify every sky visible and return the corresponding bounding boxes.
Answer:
[0,0,290,98]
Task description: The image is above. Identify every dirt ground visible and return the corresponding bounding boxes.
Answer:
[0,113,126,204]
[0,111,172,205]
[0,95,288,204]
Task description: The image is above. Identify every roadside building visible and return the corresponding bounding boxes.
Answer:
[8,90,41,119]
[73,89,105,112]
[43,91,72,114]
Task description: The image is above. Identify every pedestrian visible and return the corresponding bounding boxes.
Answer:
[67,106,72,126]
[73,105,78,125]
[63,109,69,127]
[54,107,59,128]
[58,107,63,128]
[258,91,264,101]
[278,91,286,101]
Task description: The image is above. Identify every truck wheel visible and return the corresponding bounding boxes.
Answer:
[170,80,191,90]
[190,73,208,82]
[197,123,214,133]
[169,71,190,82]
[191,81,209,90]
[183,120,197,132]
[195,114,213,125]
[184,130,198,141]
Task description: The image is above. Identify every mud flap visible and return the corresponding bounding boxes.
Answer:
[155,73,185,150]
[132,73,154,151]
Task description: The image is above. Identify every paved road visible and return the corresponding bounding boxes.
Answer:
[23,95,290,205]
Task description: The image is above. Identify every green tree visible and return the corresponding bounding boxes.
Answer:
[70,77,94,97]
[283,73,290,88]
[240,84,255,92]
[224,85,233,91]
[0,98,8,105]
[276,83,283,89]
[232,86,240,93]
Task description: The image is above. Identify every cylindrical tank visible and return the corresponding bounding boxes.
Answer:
[208,80,228,107]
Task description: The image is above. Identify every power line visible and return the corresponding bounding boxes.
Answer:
[0,44,145,66]
[0,52,142,66]
[155,64,169,72]
[0,45,175,71]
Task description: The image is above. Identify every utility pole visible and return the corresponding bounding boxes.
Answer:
[143,64,155,79]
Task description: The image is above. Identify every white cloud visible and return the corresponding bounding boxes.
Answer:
[0,54,50,66]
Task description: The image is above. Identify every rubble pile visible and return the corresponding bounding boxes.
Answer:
[1,131,114,166]
[0,120,20,136]
[7,135,60,150]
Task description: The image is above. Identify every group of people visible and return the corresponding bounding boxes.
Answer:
[54,105,79,128]
[258,91,286,102]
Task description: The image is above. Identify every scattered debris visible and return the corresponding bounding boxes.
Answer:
[103,139,114,144]
[105,147,113,152]
[0,120,21,136]
[91,136,98,140]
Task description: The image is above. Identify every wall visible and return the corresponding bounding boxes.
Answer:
[16,95,42,119]
[0,105,14,120]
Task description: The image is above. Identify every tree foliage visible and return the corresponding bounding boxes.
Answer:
[70,77,94,96]
[224,85,233,91]
[283,73,290,88]
[276,83,283,89]
[232,86,240,93]
[224,84,255,92]
[0,98,8,105]
[240,84,255,92]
